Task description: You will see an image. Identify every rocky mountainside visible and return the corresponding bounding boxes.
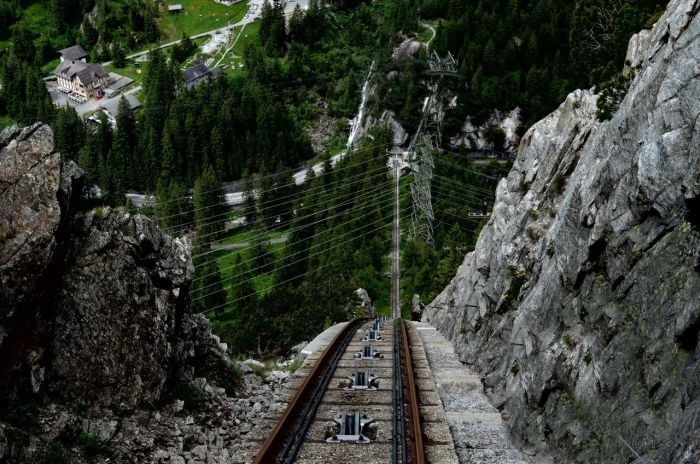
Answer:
[423,0,700,462]
[0,123,289,463]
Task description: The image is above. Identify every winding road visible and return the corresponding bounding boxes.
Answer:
[420,21,436,48]
[209,235,288,251]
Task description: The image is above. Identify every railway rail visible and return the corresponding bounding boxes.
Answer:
[253,317,426,463]
[253,157,428,463]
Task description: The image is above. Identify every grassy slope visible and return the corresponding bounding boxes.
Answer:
[159,0,250,42]
[204,224,288,325]
[222,21,260,76]
[208,241,285,321]
[104,63,144,85]
[0,115,15,131]
[213,227,288,246]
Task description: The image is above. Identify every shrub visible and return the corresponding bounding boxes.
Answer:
[485,125,506,149]
[222,364,243,394]
[250,364,268,381]
[546,243,555,257]
[286,359,302,373]
[510,360,520,376]
[501,269,527,313]
[77,432,112,457]
[526,227,539,240]
[549,174,565,195]
[596,71,635,121]
[563,333,580,347]
[44,441,71,464]
[174,384,205,411]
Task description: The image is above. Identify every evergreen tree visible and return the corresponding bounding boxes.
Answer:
[112,42,127,68]
[10,27,35,64]
[231,254,256,316]
[195,259,227,318]
[249,233,274,274]
[0,2,18,40]
[110,97,138,192]
[140,48,176,185]
[193,165,227,239]
[288,5,304,42]
[53,106,85,159]
[243,175,258,226]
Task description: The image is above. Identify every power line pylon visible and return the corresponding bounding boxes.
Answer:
[408,51,460,246]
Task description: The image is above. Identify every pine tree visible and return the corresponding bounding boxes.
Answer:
[483,38,498,74]
[288,5,304,42]
[193,165,227,239]
[259,0,274,48]
[112,42,127,68]
[243,174,258,226]
[231,254,256,315]
[53,105,85,159]
[195,259,226,319]
[275,170,317,285]
[111,97,138,191]
[249,233,274,274]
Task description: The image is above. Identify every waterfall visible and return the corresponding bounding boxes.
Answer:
[346,61,375,148]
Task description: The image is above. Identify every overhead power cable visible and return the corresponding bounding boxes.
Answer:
[166,163,392,237]
[430,175,497,200]
[194,192,413,287]
[193,207,410,303]
[197,214,408,317]
[149,141,394,209]
[191,178,392,260]
[433,156,506,182]
[193,188,409,282]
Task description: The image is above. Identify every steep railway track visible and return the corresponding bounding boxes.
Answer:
[254,317,425,464]
[254,158,425,463]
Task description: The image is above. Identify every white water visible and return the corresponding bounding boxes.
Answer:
[346,61,375,148]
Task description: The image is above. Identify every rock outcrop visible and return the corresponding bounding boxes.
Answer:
[449,108,521,153]
[423,1,700,462]
[0,123,84,398]
[0,123,231,462]
[354,288,378,318]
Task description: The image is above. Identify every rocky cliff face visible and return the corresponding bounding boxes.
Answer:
[0,123,233,462]
[423,1,700,462]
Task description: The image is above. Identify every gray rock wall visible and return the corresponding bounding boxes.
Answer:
[422,1,700,462]
[0,123,224,410]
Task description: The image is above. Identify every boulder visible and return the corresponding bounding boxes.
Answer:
[355,288,377,318]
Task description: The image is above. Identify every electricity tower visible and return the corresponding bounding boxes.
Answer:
[409,51,459,246]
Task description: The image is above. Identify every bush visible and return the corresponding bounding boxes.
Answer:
[485,125,506,149]
[596,71,635,121]
[174,383,205,411]
[222,364,243,394]
[549,174,565,195]
[286,358,302,373]
[249,364,268,381]
[77,432,112,457]
[44,441,71,464]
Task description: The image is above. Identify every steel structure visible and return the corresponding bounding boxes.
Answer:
[409,51,460,246]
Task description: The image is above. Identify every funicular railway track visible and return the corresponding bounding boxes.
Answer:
[253,317,425,464]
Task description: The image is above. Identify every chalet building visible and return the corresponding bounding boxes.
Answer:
[182,63,222,89]
[168,4,184,13]
[54,47,109,102]
[58,45,88,63]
